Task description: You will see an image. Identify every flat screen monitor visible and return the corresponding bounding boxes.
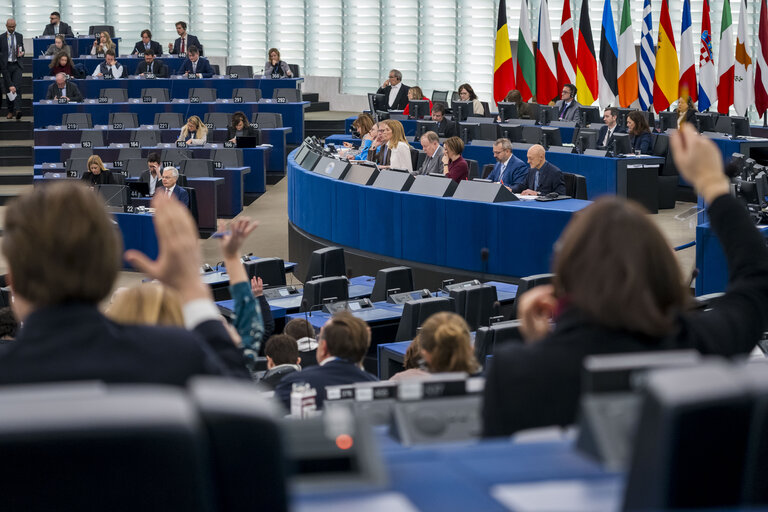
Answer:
[496,102,519,122]
[539,105,560,124]
[695,113,716,133]
[458,122,479,143]
[295,144,311,166]
[542,126,562,147]
[415,120,438,140]
[580,106,601,126]
[408,100,430,120]
[368,93,386,115]
[732,116,751,136]
[302,150,322,171]
[498,123,523,142]
[612,132,632,155]
[313,156,350,180]
[659,111,678,131]
[521,125,543,145]
[576,130,600,153]
[616,108,633,128]
[343,162,380,186]
[451,101,473,122]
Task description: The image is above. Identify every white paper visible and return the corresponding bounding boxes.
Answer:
[295,492,419,512]
[491,479,622,512]
[6,91,17,102]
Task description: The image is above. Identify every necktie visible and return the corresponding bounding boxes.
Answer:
[499,163,506,185]
[167,188,172,197]
[381,145,388,164]
[559,102,567,119]
[9,35,16,62]
[149,62,153,73]
[192,62,197,74]
[534,170,540,191]
[604,128,612,147]
[180,38,185,54]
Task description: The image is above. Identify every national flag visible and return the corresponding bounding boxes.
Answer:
[617,0,638,107]
[680,0,698,101]
[516,0,536,102]
[598,0,619,108]
[536,0,559,104]
[734,0,754,116]
[639,0,656,110]
[717,0,735,114]
[653,0,679,111]
[575,0,598,105]
[698,0,717,111]
[494,0,516,103]
[756,0,768,115]
[557,0,577,93]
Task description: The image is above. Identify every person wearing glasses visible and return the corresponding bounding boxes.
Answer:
[42,12,74,37]
[553,84,582,123]
[376,69,410,111]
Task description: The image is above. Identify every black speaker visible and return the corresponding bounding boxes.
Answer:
[452,180,518,203]
[371,169,415,191]
[408,175,458,197]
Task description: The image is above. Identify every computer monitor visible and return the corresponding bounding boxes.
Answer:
[538,105,560,125]
[295,144,311,166]
[541,126,561,148]
[451,101,473,122]
[367,93,387,117]
[313,156,350,180]
[342,162,379,186]
[408,100,430,120]
[458,122,479,143]
[496,102,519,122]
[732,116,751,136]
[695,113,716,133]
[300,276,349,312]
[580,106,601,125]
[415,120,438,140]
[521,125,544,145]
[576,129,599,153]
[305,246,346,282]
[473,319,524,367]
[498,123,523,142]
[612,132,632,155]
[394,297,455,342]
[243,257,287,288]
[616,107,633,128]
[659,111,678,131]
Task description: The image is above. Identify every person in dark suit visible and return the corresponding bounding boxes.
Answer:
[42,12,74,37]
[91,50,125,78]
[45,73,83,102]
[80,155,115,187]
[259,335,301,389]
[376,69,410,110]
[168,21,202,56]
[430,103,457,138]
[486,138,528,187]
[0,181,250,387]
[134,49,168,77]
[227,111,257,144]
[139,152,162,196]
[483,125,768,437]
[511,144,566,196]
[179,46,214,78]
[1,19,24,120]
[553,83,582,123]
[132,29,163,56]
[160,166,190,207]
[627,110,653,155]
[676,95,697,129]
[597,106,627,149]
[275,312,378,410]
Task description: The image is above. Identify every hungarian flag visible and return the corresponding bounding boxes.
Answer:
[698,0,717,111]
[653,0,679,111]
[536,0,558,104]
[717,0,735,114]
[679,0,698,101]
[575,0,598,105]
[734,0,754,116]
[493,0,515,103]
[756,0,768,115]
[617,0,638,107]
[516,0,535,101]
[598,0,619,109]
[556,0,577,94]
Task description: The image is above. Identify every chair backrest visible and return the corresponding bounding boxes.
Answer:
[466,159,479,180]
[395,297,456,342]
[272,88,302,102]
[66,158,90,173]
[481,163,494,179]
[253,113,283,128]
[225,65,253,78]
[481,101,491,117]
[154,112,184,129]
[62,113,92,129]
[416,150,427,170]
[108,112,139,129]
[69,148,93,160]
[189,88,217,102]
[370,266,414,302]
[80,130,104,146]
[180,159,214,178]
[203,112,232,129]
[141,88,170,103]
[409,146,419,171]
[97,183,128,206]
[305,246,346,282]
[288,64,300,77]
[431,90,449,104]
[160,148,191,167]
[88,25,115,37]
[510,273,554,319]
[301,276,350,312]
[450,284,498,331]
[184,186,199,224]
[131,130,159,147]
[232,88,261,102]
[210,64,219,75]
[100,88,128,103]
[125,158,149,178]
[212,149,244,168]
[117,148,142,161]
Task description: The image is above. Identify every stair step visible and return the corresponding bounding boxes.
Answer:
[306,119,345,139]
[305,101,330,113]
[0,174,33,185]
[0,121,32,131]
[0,156,34,167]
[302,93,319,103]
[0,185,32,205]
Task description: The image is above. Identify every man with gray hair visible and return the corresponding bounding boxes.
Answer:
[161,166,190,207]
[417,131,444,175]
[45,73,83,102]
[377,69,410,110]
[486,138,528,187]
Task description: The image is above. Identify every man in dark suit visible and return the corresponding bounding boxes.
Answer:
[169,21,203,56]
[512,144,566,196]
[135,50,168,78]
[139,152,162,196]
[486,138,529,187]
[376,69,409,111]
[597,106,627,150]
[0,182,250,386]
[42,12,74,37]
[132,29,163,56]
[1,19,24,119]
[275,312,377,410]
[45,73,83,102]
[179,46,214,78]
[430,104,457,138]
[553,83,582,124]
[160,166,190,207]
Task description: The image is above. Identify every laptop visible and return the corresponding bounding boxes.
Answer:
[127,181,150,197]
[236,136,259,148]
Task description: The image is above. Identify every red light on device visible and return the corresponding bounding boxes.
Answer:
[335,434,354,450]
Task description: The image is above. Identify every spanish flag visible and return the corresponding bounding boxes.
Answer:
[494,0,516,103]
[653,0,679,111]
[576,0,598,105]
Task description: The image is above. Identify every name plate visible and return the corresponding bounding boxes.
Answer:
[162,160,173,167]
[204,122,214,129]
[229,73,238,79]
[123,205,135,213]
[66,170,78,178]
[276,97,287,103]
[159,122,169,129]
[112,122,124,130]
[98,96,109,103]
[250,122,259,129]
[145,73,155,79]
[66,123,78,130]
[81,141,92,148]
[129,141,140,148]
[224,141,235,148]
[271,73,280,79]
[57,97,68,104]
[214,161,223,169]
[190,96,200,103]
[142,96,153,103]
[176,141,187,148]
[113,160,124,168]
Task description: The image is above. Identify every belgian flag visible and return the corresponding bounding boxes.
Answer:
[494,0,516,103]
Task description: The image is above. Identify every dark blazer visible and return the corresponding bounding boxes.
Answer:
[376,83,410,110]
[0,304,250,386]
[132,40,163,56]
[226,124,256,140]
[275,359,378,409]
[170,35,202,56]
[42,22,74,37]
[630,131,653,155]
[179,57,214,78]
[162,185,190,207]
[434,118,457,138]
[597,124,627,148]
[81,170,115,186]
[259,364,300,390]
[554,99,582,123]
[45,81,83,102]
[511,161,566,195]
[483,194,768,438]
[486,154,529,186]
[135,59,168,78]
[0,32,24,72]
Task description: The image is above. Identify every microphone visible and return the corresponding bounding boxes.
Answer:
[481,247,489,276]
[302,298,310,317]
[689,268,699,287]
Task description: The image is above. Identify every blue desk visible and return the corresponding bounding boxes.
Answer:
[285,301,406,330]
[33,55,182,79]
[377,341,411,378]
[33,76,303,101]
[32,36,120,59]
[216,298,288,320]
[695,222,768,295]
[114,211,157,262]
[708,134,768,165]
[33,101,309,144]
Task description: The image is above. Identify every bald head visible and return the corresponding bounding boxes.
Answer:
[55,73,66,87]
[527,144,546,169]
[6,19,16,33]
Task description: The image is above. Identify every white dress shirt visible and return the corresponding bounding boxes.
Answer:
[389,82,402,109]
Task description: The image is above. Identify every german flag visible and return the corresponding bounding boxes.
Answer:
[494,0,516,103]
[576,0,598,105]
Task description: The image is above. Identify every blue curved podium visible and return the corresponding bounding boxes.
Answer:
[287,150,590,279]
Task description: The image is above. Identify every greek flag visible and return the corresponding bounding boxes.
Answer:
[639,0,656,110]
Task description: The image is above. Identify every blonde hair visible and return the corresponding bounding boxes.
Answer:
[418,312,479,374]
[87,155,107,172]
[383,119,408,149]
[179,115,208,141]
[107,282,184,327]
[98,32,115,52]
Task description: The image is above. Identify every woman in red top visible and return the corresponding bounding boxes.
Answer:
[49,51,73,77]
[402,86,433,117]
[441,136,468,183]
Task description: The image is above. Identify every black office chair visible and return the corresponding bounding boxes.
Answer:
[124,158,149,178]
[108,112,139,129]
[653,133,677,210]
[466,159,479,180]
[79,130,104,147]
[131,130,159,147]
[99,88,128,103]
[370,266,414,302]
[154,112,184,129]
[66,158,90,175]
[68,148,93,160]
[88,25,115,37]
[160,148,191,167]
[180,159,214,178]
[272,88,302,102]
[62,113,92,129]
[450,283,498,331]
[481,101,491,117]
[510,273,554,319]
[141,88,170,103]
[212,149,244,168]
[304,246,346,282]
[431,90,449,106]
[252,113,283,129]
[210,64,219,75]
[188,88,217,102]
[409,147,419,172]
[562,172,588,200]
[481,163,494,179]
[204,112,232,129]
[232,88,261,102]
[183,186,199,225]
[226,65,253,78]
[288,64,300,78]
[416,150,427,170]
[301,276,349,312]
[395,297,456,342]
